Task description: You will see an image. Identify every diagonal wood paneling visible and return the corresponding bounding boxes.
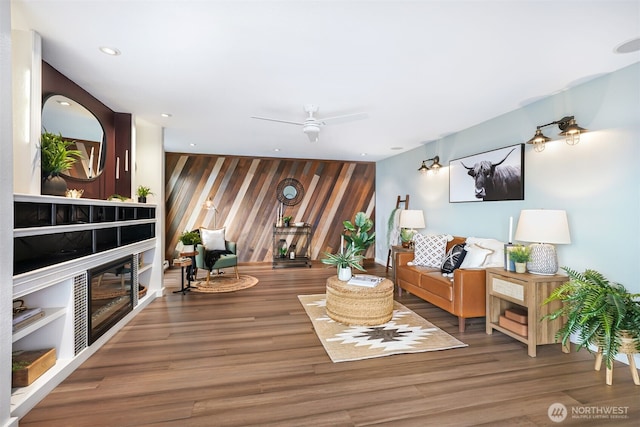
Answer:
[165,154,375,264]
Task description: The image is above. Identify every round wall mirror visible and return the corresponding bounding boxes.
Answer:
[42,94,106,181]
[276,178,304,206]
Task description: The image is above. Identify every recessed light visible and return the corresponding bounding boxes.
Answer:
[161,113,172,118]
[360,153,367,156]
[274,148,281,152]
[614,37,640,54]
[190,143,196,147]
[99,46,121,56]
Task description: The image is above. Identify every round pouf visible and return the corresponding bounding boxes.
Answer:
[325,275,394,326]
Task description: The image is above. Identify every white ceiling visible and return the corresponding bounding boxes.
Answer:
[12,0,640,162]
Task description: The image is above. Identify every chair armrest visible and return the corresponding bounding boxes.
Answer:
[452,268,486,316]
[226,241,237,254]
[396,251,414,267]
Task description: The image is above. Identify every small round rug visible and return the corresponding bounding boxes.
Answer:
[191,274,259,293]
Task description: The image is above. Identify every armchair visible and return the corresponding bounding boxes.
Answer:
[195,240,239,283]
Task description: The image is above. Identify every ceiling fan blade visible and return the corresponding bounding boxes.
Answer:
[250,116,304,126]
[319,112,368,126]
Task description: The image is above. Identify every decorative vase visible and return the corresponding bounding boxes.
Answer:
[338,266,352,281]
[42,175,67,196]
[401,241,410,248]
[138,196,147,203]
[182,244,195,253]
[515,262,527,273]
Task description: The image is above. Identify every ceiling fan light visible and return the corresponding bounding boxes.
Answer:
[303,124,320,142]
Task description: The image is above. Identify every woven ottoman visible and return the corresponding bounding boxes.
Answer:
[325,275,394,326]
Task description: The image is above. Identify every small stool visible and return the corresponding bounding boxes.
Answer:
[594,336,640,386]
[325,276,394,326]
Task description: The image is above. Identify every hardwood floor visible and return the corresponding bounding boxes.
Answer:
[20,263,639,426]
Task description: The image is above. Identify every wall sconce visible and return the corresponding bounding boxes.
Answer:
[526,116,587,152]
[418,156,441,173]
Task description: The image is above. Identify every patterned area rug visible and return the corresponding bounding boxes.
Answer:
[298,294,467,363]
[191,274,258,293]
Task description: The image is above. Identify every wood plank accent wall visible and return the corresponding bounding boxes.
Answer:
[165,154,376,264]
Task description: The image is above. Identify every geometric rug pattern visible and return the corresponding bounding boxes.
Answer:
[298,294,468,362]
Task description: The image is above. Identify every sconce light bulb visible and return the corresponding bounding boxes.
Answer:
[534,141,546,153]
[565,132,580,146]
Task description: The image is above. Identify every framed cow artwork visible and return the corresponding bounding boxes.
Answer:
[449,143,524,203]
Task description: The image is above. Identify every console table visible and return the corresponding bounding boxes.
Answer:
[272,224,312,268]
[485,267,569,357]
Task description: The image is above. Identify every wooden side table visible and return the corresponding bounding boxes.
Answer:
[173,251,197,294]
[485,267,569,357]
[389,245,413,283]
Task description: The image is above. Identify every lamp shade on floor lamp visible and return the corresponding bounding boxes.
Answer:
[514,209,571,275]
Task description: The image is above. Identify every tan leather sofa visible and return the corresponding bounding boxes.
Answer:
[395,236,486,332]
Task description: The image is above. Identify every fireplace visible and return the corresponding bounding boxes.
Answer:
[88,256,134,344]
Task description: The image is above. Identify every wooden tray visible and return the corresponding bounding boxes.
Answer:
[12,348,56,387]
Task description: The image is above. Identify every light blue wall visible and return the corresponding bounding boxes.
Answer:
[376,62,640,292]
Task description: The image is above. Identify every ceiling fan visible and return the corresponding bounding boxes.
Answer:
[251,104,368,142]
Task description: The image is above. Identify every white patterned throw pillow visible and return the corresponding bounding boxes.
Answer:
[412,234,452,268]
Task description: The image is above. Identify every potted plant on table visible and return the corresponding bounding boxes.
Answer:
[40,131,82,196]
[136,185,154,203]
[543,268,640,377]
[179,230,202,253]
[321,244,366,281]
[400,228,415,248]
[509,245,531,273]
[282,216,292,227]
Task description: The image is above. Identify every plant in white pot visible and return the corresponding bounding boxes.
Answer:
[509,245,531,273]
[321,244,365,281]
[178,230,202,253]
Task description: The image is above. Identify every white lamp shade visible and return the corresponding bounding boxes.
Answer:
[399,209,425,229]
[514,209,571,244]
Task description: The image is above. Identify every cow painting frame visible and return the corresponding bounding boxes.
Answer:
[449,143,524,203]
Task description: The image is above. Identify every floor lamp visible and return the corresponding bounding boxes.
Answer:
[514,209,571,275]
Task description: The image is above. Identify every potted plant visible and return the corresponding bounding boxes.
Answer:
[343,212,376,253]
[509,245,531,273]
[179,230,202,253]
[282,216,292,227]
[321,244,366,281]
[400,228,415,248]
[136,185,154,203]
[543,267,640,372]
[40,131,82,196]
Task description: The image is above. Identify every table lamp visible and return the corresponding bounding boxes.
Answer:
[399,209,425,246]
[514,209,571,275]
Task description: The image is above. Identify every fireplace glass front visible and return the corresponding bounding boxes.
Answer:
[88,256,134,344]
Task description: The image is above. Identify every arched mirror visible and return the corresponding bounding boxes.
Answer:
[276,178,304,206]
[42,95,106,180]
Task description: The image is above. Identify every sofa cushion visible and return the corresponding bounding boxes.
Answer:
[459,243,494,268]
[420,272,454,301]
[441,243,467,274]
[465,237,505,267]
[413,234,451,268]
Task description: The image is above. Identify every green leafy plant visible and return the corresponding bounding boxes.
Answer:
[508,245,531,263]
[136,185,154,197]
[321,244,366,271]
[282,216,292,225]
[179,230,202,246]
[343,212,375,252]
[40,131,82,177]
[543,267,640,369]
[400,228,415,243]
[107,194,128,201]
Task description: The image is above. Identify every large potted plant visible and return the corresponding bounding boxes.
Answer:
[343,212,375,253]
[321,244,366,281]
[543,267,640,372]
[40,131,82,196]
